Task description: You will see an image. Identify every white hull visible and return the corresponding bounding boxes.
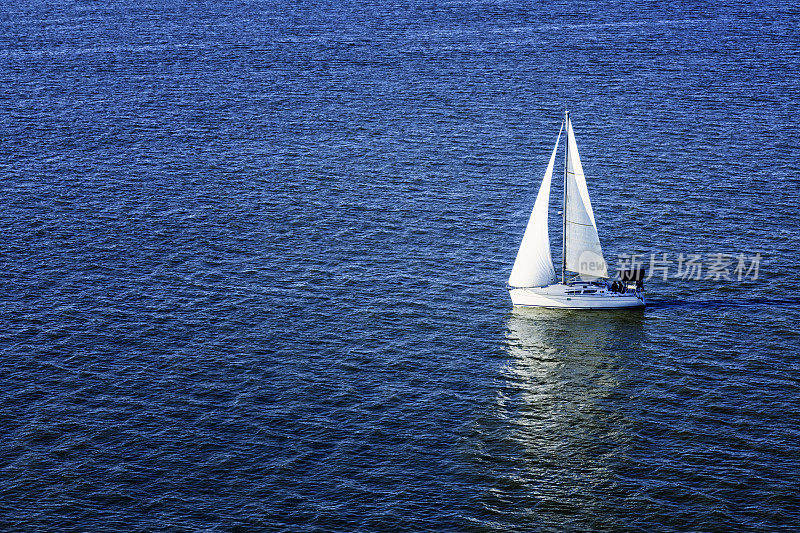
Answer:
[509,283,645,309]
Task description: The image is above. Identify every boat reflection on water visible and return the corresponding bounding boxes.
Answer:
[468,307,647,529]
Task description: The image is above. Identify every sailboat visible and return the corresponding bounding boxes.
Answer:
[508,111,645,309]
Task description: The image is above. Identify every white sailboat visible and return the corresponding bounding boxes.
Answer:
[508,111,645,309]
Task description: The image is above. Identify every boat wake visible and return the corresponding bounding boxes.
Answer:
[648,298,800,310]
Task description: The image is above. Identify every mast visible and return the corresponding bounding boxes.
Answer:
[562,110,568,284]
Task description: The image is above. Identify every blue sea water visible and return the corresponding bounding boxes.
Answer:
[2,1,800,531]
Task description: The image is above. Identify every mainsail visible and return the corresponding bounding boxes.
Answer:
[564,117,609,279]
[508,126,562,287]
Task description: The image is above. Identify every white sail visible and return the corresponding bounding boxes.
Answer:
[508,127,562,287]
[564,117,609,279]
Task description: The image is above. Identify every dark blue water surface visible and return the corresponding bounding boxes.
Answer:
[2,1,800,531]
